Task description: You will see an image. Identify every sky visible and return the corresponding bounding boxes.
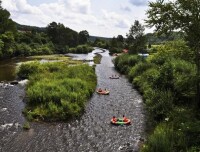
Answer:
[2,0,155,38]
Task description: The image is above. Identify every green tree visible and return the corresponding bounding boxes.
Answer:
[146,0,200,107]
[0,31,15,57]
[126,20,146,54]
[117,35,124,43]
[110,36,118,47]
[0,1,16,34]
[46,22,58,44]
[46,22,78,50]
[78,30,89,44]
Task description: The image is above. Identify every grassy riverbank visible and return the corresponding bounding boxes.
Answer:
[114,40,200,151]
[18,58,97,121]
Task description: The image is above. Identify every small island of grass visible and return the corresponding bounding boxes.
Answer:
[18,58,97,121]
[93,54,102,64]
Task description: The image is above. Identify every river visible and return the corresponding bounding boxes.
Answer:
[0,48,146,152]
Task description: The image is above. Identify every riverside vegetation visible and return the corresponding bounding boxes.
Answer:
[1,0,200,150]
[17,61,97,121]
[114,40,200,152]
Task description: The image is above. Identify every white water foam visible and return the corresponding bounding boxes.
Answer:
[0,123,13,130]
[18,79,29,86]
[0,108,7,112]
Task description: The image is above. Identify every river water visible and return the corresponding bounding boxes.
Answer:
[0,48,146,152]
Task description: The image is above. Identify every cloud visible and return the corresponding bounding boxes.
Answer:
[116,20,130,28]
[102,10,122,21]
[1,0,17,11]
[1,0,151,37]
[66,0,91,14]
[129,0,148,6]
[120,5,131,12]
[102,10,130,29]
[2,0,42,14]
[2,0,93,26]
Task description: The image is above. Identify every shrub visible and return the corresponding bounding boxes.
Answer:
[142,124,174,152]
[144,89,174,121]
[17,61,45,79]
[69,44,93,54]
[114,54,142,74]
[128,62,156,82]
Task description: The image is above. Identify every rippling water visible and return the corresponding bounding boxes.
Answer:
[0,49,146,152]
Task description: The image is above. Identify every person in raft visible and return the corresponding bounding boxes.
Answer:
[98,88,102,92]
[123,115,128,122]
[112,116,117,122]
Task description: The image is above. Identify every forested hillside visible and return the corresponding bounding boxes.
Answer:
[0,1,93,59]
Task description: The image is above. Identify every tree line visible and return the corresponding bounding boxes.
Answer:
[0,0,91,59]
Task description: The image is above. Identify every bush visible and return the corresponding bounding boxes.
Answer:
[144,89,174,121]
[157,59,197,103]
[17,61,45,79]
[142,124,174,152]
[15,43,32,56]
[128,62,156,82]
[114,54,142,74]
[69,44,93,54]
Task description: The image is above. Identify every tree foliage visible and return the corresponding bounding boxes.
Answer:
[0,1,16,34]
[46,22,79,49]
[78,30,89,44]
[126,20,146,54]
[146,0,200,107]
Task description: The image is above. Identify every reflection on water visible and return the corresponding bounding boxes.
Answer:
[0,58,33,81]
[0,48,102,82]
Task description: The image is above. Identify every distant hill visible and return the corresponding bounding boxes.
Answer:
[15,22,111,41]
[15,22,46,33]
[89,36,111,42]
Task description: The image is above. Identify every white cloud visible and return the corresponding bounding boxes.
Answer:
[103,10,120,20]
[1,0,17,11]
[120,5,131,12]
[2,0,94,26]
[116,20,130,28]
[1,0,153,37]
[129,0,148,6]
[66,0,91,14]
[102,10,131,29]
[2,0,42,14]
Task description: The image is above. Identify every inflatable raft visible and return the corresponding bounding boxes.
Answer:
[111,118,131,125]
[96,90,110,95]
[109,76,119,79]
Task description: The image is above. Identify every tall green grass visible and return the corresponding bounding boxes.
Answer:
[18,62,97,121]
[142,124,175,152]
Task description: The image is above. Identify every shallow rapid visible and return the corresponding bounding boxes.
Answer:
[0,49,146,152]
